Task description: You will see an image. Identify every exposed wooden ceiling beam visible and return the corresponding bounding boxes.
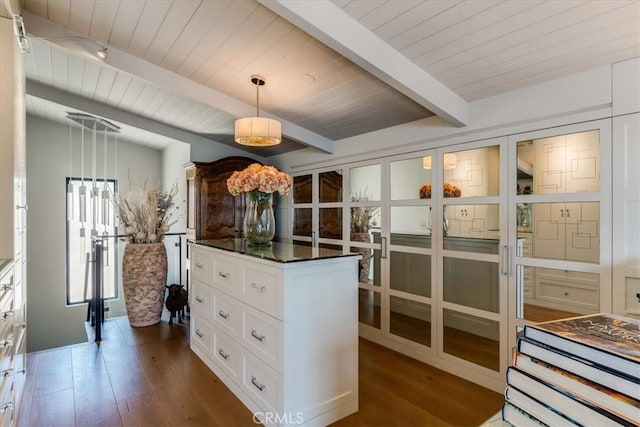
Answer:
[259,0,468,127]
[22,11,335,154]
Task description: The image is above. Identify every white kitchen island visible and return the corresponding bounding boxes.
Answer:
[189,239,360,427]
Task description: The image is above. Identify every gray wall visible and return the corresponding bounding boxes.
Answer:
[26,115,163,352]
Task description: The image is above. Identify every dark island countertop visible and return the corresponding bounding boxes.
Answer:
[192,239,361,264]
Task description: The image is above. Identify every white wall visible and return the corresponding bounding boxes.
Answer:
[26,115,163,352]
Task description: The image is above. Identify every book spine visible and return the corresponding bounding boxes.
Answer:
[517,337,640,401]
[507,367,635,427]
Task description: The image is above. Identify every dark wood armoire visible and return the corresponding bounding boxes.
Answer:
[185,156,258,241]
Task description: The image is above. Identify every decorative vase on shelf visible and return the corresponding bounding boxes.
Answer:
[243,190,275,246]
[122,242,168,327]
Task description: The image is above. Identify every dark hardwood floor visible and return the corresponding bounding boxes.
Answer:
[18,316,503,427]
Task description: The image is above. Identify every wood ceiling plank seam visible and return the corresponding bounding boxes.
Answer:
[149,95,183,122]
[143,89,173,118]
[24,0,46,19]
[115,78,146,111]
[106,0,146,52]
[446,12,640,91]
[170,101,209,127]
[159,0,233,72]
[182,106,217,131]
[372,0,462,43]
[44,0,70,26]
[125,0,172,59]
[105,0,121,48]
[34,39,54,87]
[79,59,101,100]
[357,0,424,32]
[433,1,639,86]
[65,51,85,95]
[161,99,198,125]
[423,0,586,74]
[200,12,289,87]
[105,72,132,106]
[87,0,119,44]
[49,44,69,91]
[388,0,502,52]
[457,31,640,99]
[129,83,161,115]
[339,0,382,20]
[401,0,540,63]
[93,66,118,104]
[182,0,263,82]
[464,44,640,102]
[67,0,94,36]
[142,0,202,63]
[195,111,231,132]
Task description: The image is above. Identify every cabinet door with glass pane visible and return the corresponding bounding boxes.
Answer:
[511,121,611,341]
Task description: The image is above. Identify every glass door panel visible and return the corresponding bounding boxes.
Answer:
[390,157,432,200]
[350,164,381,201]
[319,207,342,239]
[444,146,500,198]
[390,251,431,298]
[443,204,500,241]
[293,174,312,203]
[443,308,499,371]
[293,208,312,237]
[390,296,431,347]
[359,289,381,329]
[443,257,499,313]
[319,170,342,202]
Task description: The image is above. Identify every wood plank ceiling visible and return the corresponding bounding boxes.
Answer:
[19,0,640,156]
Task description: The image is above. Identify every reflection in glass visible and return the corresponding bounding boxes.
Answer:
[293,174,312,203]
[293,208,312,236]
[443,308,499,371]
[532,202,599,263]
[390,252,431,298]
[443,146,500,198]
[319,170,343,203]
[441,204,500,240]
[521,266,599,323]
[350,206,380,237]
[359,289,380,329]
[390,157,432,200]
[444,257,499,313]
[390,206,432,245]
[390,296,431,347]
[517,130,600,195]
[319,243,342,251]
[350,242,376,285]
[292,240,311,247]
[319,208,342,239]
[350,164,381,201]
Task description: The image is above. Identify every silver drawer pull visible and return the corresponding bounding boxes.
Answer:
[1,340,12,348]
[218,349,230,360]
[251,330,265,342]
[251,283,266,292]
[218,272,229,278]
[0,285,12,291]
[1,311,12,319]
[218,310,229,319]
[251,376,266,391]
[195,262,204,269]
[0,403,11,412]
[195,296,204,303]
[195,330,205,338]
[1,369,11,378]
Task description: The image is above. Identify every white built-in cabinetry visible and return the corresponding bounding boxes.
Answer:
[0,15,26,424]
[189,241,359,427]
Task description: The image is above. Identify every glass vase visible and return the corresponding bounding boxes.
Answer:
[243,191,275,246]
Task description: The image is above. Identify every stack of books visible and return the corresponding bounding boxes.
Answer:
[502,313,640,426]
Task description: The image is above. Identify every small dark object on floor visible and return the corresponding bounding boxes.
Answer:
[166,284,188,325]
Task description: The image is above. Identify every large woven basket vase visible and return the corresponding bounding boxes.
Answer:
[122,242,167,327]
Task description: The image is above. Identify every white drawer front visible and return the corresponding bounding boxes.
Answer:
[191,314,212,355]
[242,307,281,372]
[191,280,213,322]
[243,265,281,319]
[213,328,242,382]
[214,255,241,296]
[191,249,214,286]
[243,350,281,413]
[213,291,241,339]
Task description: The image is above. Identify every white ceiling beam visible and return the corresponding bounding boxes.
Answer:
[258,0,468,127]
[22,11,335,154]
[26,79,259,159]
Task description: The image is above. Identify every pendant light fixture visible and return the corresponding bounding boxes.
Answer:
[235,75,281,146]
